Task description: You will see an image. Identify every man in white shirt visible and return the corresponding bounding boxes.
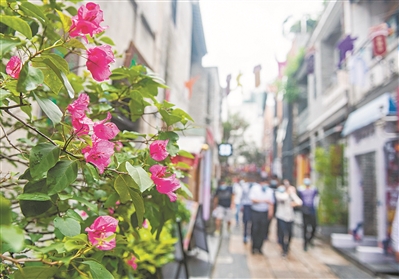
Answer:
[249,176,275,254]
[233,177,243,226]
[275,179,302,257]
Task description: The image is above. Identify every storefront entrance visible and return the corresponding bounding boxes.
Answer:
[357,152,378,236]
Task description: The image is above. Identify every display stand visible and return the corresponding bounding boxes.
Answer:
[174,220,189,279]
[192,204,209,253]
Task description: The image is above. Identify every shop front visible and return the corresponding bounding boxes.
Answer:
[343,92,397,243]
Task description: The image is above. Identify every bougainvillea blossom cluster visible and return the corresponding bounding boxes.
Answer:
[85,216,118,250]
[6,56,22,79]
[149,165,181,202]
[86,45,115,82]
[67,93,120,173]
[68,2,114,81]
[126,256,138,270]
[149,139,169,161]
[69,2,106,40]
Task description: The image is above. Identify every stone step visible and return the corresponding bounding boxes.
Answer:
[356,246,385,263]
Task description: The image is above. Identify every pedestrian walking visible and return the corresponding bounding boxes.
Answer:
[298,177,319,251]
[249,176,274,254]
[241,176,254,243]
[233,176,243,226]
[275,179,303,257]
[212,179,234,236]
[391,196,399,262]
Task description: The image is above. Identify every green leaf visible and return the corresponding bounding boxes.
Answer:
[126,162,153,193]
[99,36,115,46]
[114,175,134,203]
[0,225,25,252]
[13,266,58,279]
[0,196,11,225]
[64,234,87,251]
[159,109,181,126]
[56,10,71,33]
[16,63,44,92]
[83,261,114,279]
[21,102,33,120]
[65,209,83,222]
[54,217,81,237]
[20,179,53,217]
[0,37,21,58]
[129,188,144,228]
[64,38,87,50]
[0,15,32,39]
[43,58,74,98]
[40,68,64,94]
[104,193,120,208]
[159,131,179,156]
[0,89,11,107]
[72,196,98,213]
[172,108,194,122]
[120,130,146,139]
[177,182,193,199]
[47,160,78,195]
[20,2,48,25]
[177,150,195,159]
[17,192,51,201]
[33,93,63,125]
[29,143,60,180]
[39,53,69,74]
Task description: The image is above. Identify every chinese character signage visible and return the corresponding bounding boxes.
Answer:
[369,23,389,57]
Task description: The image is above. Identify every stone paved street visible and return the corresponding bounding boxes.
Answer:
[212,219,378,279]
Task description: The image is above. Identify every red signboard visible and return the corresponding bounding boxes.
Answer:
[372,35,387,57]
[369,23,389,57]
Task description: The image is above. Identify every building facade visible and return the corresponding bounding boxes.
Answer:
[285,1,398,245]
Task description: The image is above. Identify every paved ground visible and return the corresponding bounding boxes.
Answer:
[212,218,378,279]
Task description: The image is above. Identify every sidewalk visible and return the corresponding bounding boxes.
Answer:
[212,218,378,279]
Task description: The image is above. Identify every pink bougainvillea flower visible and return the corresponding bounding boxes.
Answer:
[149,165,167,181]
[150,165,180,202]
[86,45,115,82]
[69,2,106,40]
[127,256,138,270]
[67,93,90,120]
[142,219,148,229]
[149,140,169,161]
[72,116,93,137]
[93,112,120,140]
[82,138,115,174]
[6,56,22,79]
[85,216,118,250]
[155,174,181,202]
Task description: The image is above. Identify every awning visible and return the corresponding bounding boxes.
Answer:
[342,92,397,136]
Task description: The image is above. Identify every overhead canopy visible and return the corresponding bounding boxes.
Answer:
[342,92,397,136]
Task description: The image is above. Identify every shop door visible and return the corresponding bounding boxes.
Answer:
[358,152,378,236]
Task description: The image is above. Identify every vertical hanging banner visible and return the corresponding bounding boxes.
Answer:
[253,64,262,88]
[184,75,200,99]
[369,23,389,57]
[225,74,232,96]
[276,60,287,79]
[306,47,316,74]
[336,35,357,69]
